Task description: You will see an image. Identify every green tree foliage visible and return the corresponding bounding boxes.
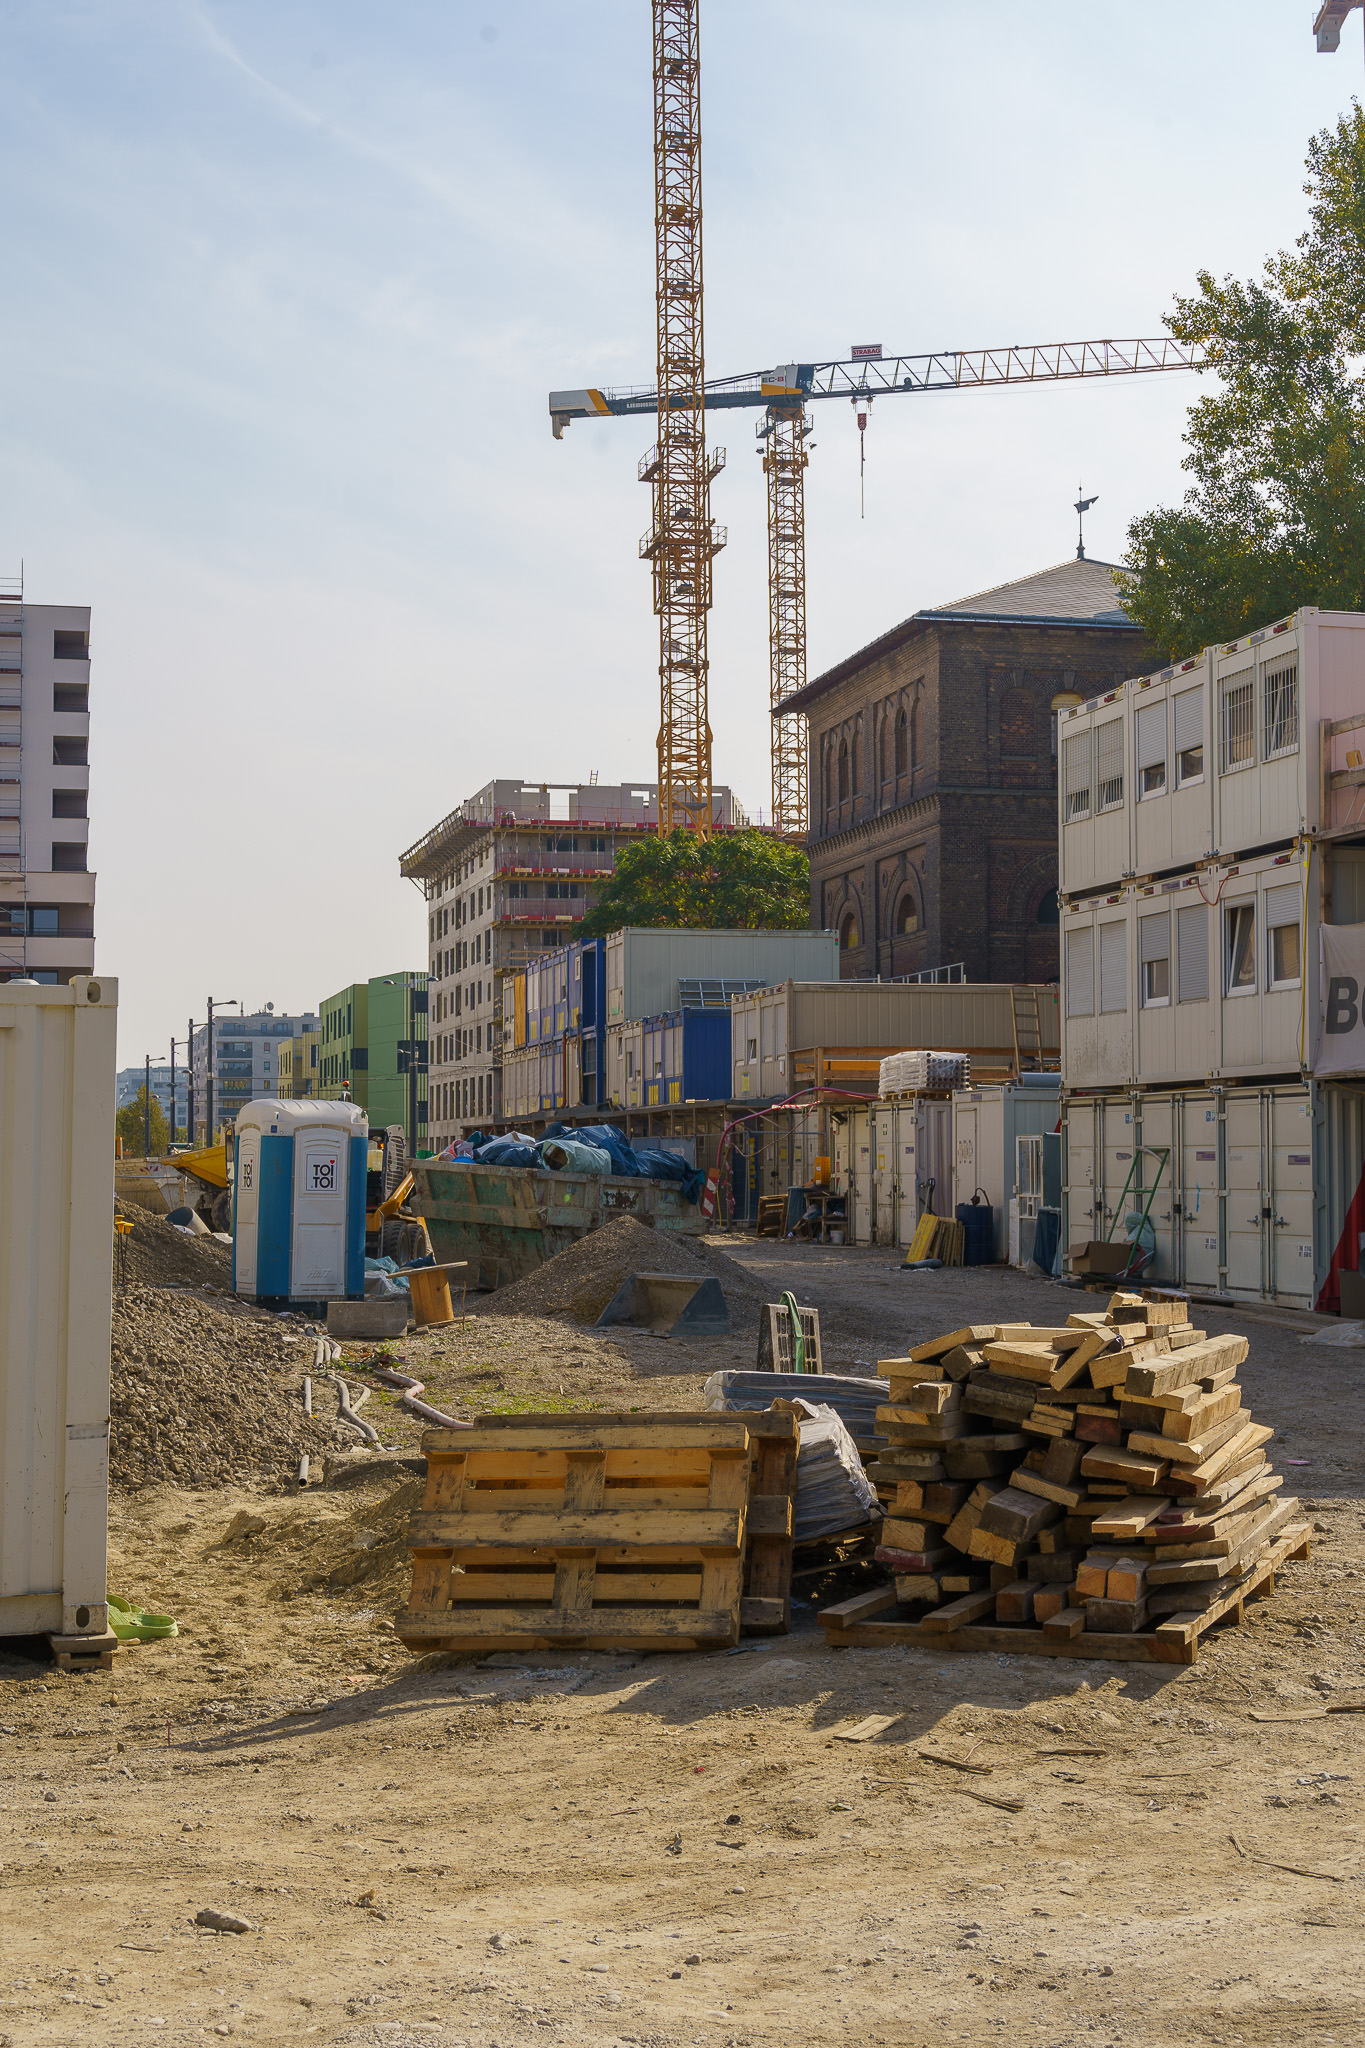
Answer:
[116,1085,170,1158]
[580,829,811,936]
[1119,110,1365,654]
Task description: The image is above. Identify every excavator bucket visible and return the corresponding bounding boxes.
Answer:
[594,1271,731,1339]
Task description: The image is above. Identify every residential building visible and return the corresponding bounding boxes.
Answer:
[366,971,428,1151]
[276,1029,320,1099]
[399,779,744,1149]
[116,1064,189,1138]
[190,1006,320,1139]
[319,983,368,1108]
[778,560,1161,985]
[0,579,96,985]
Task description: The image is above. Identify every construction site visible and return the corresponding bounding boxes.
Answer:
[5,6,1365,2048]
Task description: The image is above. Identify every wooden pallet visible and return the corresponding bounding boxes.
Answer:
[818,1523,1311,1667]
[736,1408,799,1635]
[48,1630,120,1674]
[399,1413,766,1654]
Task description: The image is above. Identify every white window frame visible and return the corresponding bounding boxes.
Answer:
[1098,921,1127,1015]
[1065,927,1095,1018]
[1265,881,1303,991]
[1262,662,1300,761]
[1062,731,1091,822]
[1176,903,1209,1005]
[1095,720,1124,813]
[1224,901,1257,996]
[1138,911,1171,1009]
[1220,670,1255,775]
[1173,686,1205,787]
[1135,702,1167,801]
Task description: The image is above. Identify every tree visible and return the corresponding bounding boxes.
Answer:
[580,829,811,936]
[116,1085,169,1158]
[1119,109,1365,655]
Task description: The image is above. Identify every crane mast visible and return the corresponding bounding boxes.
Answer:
[642,0,725,835]
[762,400,811,836]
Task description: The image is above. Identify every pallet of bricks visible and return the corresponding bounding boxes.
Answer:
[398,1410,798,1653]
[820,1290,1309,1665]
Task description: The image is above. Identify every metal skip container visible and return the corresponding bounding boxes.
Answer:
[0,974,119,1656]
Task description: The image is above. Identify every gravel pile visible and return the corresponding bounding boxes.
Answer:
[482,1215,769,1329]
[114,1197,231,1291]
[110,1286,341,1492]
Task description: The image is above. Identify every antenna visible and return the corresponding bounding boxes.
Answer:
[1074,484,1098,561]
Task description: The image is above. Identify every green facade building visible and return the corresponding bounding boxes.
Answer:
[319,982,369,1109]
[318,972,428,1151]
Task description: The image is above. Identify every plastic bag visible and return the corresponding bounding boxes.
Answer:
[1301,1320,1365,1347]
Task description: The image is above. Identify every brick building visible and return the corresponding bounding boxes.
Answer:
[779,559,1160,983]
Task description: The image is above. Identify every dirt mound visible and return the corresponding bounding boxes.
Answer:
[114,1196,232,1291]
[482,1214,768,1329]
[110,1286,344,1492]
[214,1471,425,1607]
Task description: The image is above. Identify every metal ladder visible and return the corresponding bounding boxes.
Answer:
[1011,985,1044,1073]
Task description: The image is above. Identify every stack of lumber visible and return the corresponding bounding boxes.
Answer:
[834,1292,1308,1665]
[398,1409,799,1654]
[903,1212,966,1266]
[879,1049,971,1093]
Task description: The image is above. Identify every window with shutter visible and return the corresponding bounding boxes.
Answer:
[1265,881,1302,987]
[1225,902,1256,993]
[1095,721,1124,811]
[1099,922,1127,1013]
[1176,904,1209,1003]
[1063,733,1091,820]
[1173,687,1204,784]
[1138,911,1170,1006]
[1263,664,1299,759]
[1221,670,1254,773]
[1136,703,1167,798]
[1065,928,1094,1016]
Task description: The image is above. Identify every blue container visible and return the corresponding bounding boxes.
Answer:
[642,1008,730,1106]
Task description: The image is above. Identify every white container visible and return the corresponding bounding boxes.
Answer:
[1059,606,1365,897]
[951,1077,1061,1259]
[604,927,838,1026]
[0,973,118,1646]
[234,1098,368,1302]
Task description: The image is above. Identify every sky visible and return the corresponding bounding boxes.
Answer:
[3,0,1362,1063]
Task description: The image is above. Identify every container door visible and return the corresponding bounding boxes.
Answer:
[292,1125,348,1298]
[953,1099,979,1218]
[1179,1091,1223,1294]
[920,1101,953,1219]
[1103,1099,1140,1243]
[1268,1088,1315,1305]
[1062,1097,1100,1250]
[1138,1095,1177,1287]
[234,1127,261,1295]
[1224,1091,1266,1298]
[895,1103,921,1246]
[871,1104,897,1244]
[852,1109,874,1243]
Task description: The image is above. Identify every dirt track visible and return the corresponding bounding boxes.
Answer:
[2,1241,1363,2048]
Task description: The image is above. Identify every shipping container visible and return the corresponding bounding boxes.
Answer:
[605,1019,645,1108]
[1061,843,1314,1091]
[512,972,527,1051]
[1059,607,1365,898]
[641,1008,730,1106]
[950,1077,1061,1260]
[1,974,118,1652]
[730,981,1059,1102]
[501,1043,539,1123]
[605,927,838,1026]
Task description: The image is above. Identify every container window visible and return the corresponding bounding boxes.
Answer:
[1220,670,1255,773]
[1065,928,1094,1016]
[1263,663,1299,759]
[1265,880,1303,988]
[1225,902,1256,993]
[1063,732,1091,820]
[1136,703,1167,798]
[746,1037,757,1061]
[1177,904,1209,1002]
[1139,912,1171,1007]
[1173,687,1204,784]
[1099,922,1127,1013]
[1095,720,1124,812]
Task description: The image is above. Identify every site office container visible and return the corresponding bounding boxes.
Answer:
[512,972,528,1050]
[641,1008,731,1106]
[730,981,1058,1101]
[863,1097,954,1248]
[1,974,118,1650]
[1062,844,1314,1092]
[604,927,839,1026]
[1058,607,1365,899]
[579,938,607,1033]
[501,1043,539,1123]
[605,1020,645,1108]
[950,1078,1061,1260]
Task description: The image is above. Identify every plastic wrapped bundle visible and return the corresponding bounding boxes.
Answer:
[703,1369,888,1441]
[787,1399,879,1542]
[879,1049,971,1094]
[538,1138,614,1174]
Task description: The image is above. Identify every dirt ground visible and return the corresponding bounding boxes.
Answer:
[2,1239,1364,2048]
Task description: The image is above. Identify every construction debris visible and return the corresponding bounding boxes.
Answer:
[482,1214,766,1329]
[821,1290,1308,1664]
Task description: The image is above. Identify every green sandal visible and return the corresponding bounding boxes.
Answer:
[107,1595,179,1642]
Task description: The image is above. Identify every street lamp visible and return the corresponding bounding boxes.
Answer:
[205,997,241,1143]
[143,1050,169,1158]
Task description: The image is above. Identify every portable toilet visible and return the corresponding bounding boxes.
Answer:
[233,1098,368,1303]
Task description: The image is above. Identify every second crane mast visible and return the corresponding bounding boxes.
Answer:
[644,0,724,835]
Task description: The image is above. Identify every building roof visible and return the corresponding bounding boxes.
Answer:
[778,557,1139,714]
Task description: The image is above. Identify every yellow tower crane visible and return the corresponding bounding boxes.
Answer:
[553,337,1203,837]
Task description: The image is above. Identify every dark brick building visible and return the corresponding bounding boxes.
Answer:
[780,560,1160,983]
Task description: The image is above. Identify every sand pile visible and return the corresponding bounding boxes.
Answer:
[114,1197,232,1291]
[110,1286,342,1492]
[482,1215,768,1330]
[215,1471,425,1608]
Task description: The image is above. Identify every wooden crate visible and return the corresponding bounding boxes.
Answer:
[816,1523,1311,1667]
[398,1413,755,1654]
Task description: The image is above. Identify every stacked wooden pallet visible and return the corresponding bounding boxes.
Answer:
[398,1409,798,1654]
[832,1293,1308,1665]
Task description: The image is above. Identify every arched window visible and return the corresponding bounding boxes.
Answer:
[824,742,835,814]
[851,720,861,794]
[909,695,921,771]
[837,739,849,803]
[895,708,908,777]
[839,911,860,951]
[896,888,920,936]
[879,716,891,784]
[1036,888,1060,926]
[1001,688,1035,757]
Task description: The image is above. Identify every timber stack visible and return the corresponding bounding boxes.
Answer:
[824,1290,1309,1665]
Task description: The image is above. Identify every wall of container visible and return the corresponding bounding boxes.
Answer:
[641,1008,730,1106]
[502,1043,539,1123]
[605,1019,645,1109]
[512,972,528,1051]
[731,980,1059,1102]
[1059,606,1365,899]
[1062,845,1313,1091]
[605,927,838,1026]
[1,974,118,1647]
[950,1077,1061,1260]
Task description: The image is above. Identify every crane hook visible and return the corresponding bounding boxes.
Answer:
[852,396,872,518]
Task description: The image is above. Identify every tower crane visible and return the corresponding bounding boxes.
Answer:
[552,334,1204,836]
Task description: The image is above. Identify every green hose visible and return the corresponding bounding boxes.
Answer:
[779,1289,806,1373]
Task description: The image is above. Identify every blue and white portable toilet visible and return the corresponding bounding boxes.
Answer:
[233,1098,368,1303]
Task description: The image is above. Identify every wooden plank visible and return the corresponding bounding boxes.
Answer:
[1042,1607,1086,1640]
[410,1507,744,1549]
[824,1617,1190,1663]
[1160,1385,1244,1444]
[399,1603,740,1642]
[819,1584,899,1629]
[921,1589,997,1631]
[1080,1444,1171,1487]
[832,1714,902,1743]
[439,1422,753,1455]
[1124,1334,1248,1399]
[1091,1495,1170,1540]
[1165,1422,1274,1494]
[1009,1469,1085,1511]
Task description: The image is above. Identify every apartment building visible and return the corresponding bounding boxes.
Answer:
[319,983,368,1106]
[276,1029,319,1099]
[116,1063,189,1138]
[400,779,742,1149]
[316,974,428,1150]
[190,1006,320,1139]
[0,581,96,984]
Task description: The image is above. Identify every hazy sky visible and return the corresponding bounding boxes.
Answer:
[4,1,1361,1062]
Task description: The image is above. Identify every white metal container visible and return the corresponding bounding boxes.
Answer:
[604,927,837,1026]
[605,1019,644,1108]
[951,1077,1061,1260]
[1059,606,1365,897]
[1,973,117,1646]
